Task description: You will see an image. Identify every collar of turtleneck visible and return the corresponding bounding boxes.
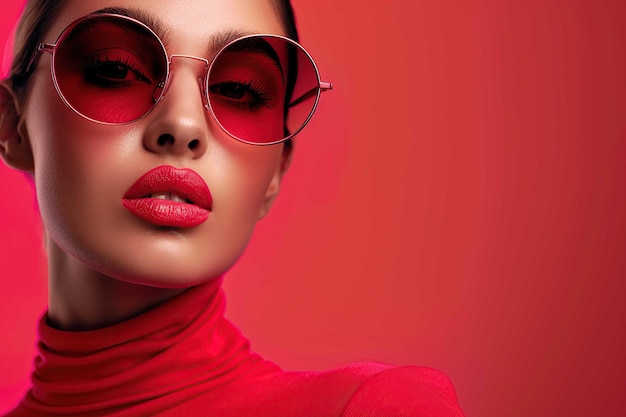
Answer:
[22,278,280,416]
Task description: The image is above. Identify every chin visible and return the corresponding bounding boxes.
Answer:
[52,234,241,290]
[95,252,238,289]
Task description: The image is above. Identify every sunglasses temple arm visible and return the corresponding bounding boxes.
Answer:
[26,43,55,73]
[289,82,333,108]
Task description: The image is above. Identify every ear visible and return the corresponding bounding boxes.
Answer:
[258,142,294,219]
[0,80,34,172]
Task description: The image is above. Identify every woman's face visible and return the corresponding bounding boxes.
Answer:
[21,0,289,287]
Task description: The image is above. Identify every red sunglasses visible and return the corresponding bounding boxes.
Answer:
[28,13,332,145]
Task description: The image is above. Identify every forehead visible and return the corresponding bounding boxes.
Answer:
[46,0,286,53]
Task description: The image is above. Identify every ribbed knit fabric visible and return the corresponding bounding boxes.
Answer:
[4,279,465,416]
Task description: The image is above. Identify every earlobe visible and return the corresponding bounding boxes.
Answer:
[258,142,294,219]
[0,81,34,172]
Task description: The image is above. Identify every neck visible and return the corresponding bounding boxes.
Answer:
[25,272,275,416]
[47,240,186,331]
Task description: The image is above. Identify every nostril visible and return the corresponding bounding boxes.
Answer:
[188,139,200,150]
[157,134,175,146]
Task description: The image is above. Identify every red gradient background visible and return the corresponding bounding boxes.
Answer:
[1,1,625,416]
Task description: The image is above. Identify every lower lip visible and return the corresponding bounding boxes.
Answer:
[123,198,209,228]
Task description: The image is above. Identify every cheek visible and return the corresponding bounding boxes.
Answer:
[24,75,137,254]
[25,76,90,228]
[208,142,282,228]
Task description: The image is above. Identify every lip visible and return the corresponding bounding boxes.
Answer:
[123,165,212,228]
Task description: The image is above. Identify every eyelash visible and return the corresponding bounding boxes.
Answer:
[209,79,275,111]
[83,53,151,88]
[81,51,277,113]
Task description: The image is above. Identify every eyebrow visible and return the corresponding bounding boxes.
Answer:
[223,36,285,78]
[93,7,172,45]
[92,7,275,61]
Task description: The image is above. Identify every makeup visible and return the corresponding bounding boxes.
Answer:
[123,165,212,227]
[29,13,331,145]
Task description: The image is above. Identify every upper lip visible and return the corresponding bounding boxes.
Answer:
[123,165,212,209]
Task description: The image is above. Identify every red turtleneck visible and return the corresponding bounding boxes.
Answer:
[3,279,464,416]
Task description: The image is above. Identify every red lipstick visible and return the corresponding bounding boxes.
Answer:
[123,166,212,228]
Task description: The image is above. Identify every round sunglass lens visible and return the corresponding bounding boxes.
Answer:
[53,15,167,123]
[207,36,320,144]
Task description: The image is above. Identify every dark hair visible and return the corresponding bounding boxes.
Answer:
[8,0,300,103]
[272,0,299,43]
[8,0,65,98]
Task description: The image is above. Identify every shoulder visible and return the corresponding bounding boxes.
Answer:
[339,363,465,417]
[1,406,28,417]
[235,362,464,417]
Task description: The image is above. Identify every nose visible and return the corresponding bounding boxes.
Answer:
[143,58,211,159]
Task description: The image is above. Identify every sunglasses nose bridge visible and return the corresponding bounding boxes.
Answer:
[159,55,210,106]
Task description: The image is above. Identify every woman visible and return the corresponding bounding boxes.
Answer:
[0,0,464,415]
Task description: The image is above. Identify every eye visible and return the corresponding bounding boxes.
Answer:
[213,82,247,99]
[83,51,152,88]
[90,61,130,80]
[209,80,274,111]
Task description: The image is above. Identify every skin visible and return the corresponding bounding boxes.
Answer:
[0,0,292,331]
